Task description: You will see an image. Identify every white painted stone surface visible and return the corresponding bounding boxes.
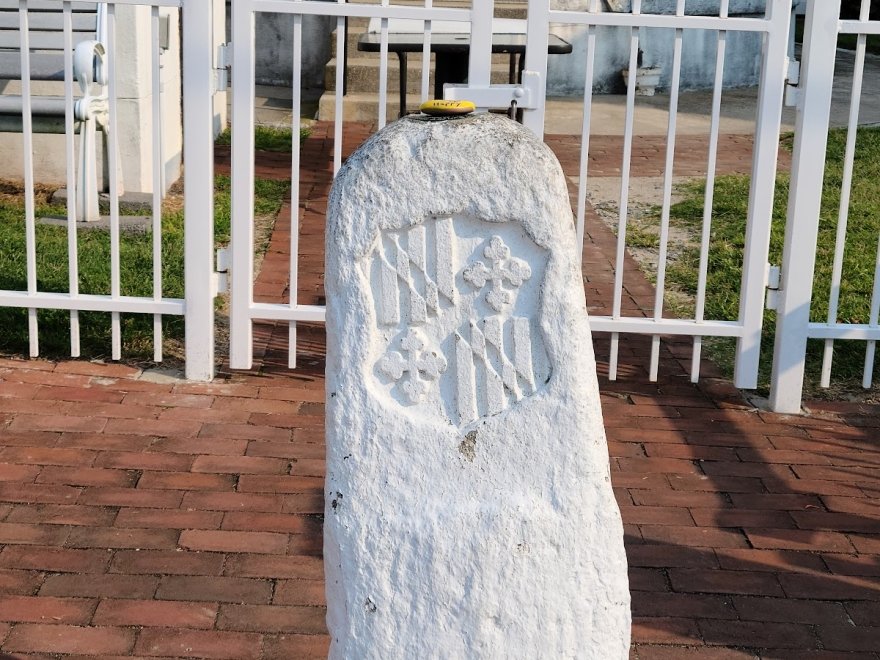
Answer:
[325,112,630,659]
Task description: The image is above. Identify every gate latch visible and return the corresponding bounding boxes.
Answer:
[765,264,781,310]
[443,70,542,111]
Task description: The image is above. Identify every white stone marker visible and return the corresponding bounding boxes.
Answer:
[325,113,630,659]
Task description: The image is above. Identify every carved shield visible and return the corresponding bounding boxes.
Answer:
[366,214,551,427]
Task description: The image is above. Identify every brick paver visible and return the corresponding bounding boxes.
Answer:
[0,122,876,658]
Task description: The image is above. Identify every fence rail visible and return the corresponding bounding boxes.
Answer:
[4,0,877,412]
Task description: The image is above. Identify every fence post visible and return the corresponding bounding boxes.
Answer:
[229,0,256,370]
[769,0,840,413]
[732,0,793,389]
[522,0,550,138]
[182,0,216,381]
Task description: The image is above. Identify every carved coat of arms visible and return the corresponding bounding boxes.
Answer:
[367,215,551,427]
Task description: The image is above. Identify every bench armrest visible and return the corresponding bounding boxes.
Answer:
[73,39,107,92]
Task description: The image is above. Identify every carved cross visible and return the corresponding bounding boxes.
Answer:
[379,328,448,404]
[463,235,532,312]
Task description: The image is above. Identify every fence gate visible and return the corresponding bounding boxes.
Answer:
[226,0,794,396]
[770,0,880,412]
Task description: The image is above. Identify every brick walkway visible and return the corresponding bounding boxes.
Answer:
[0,122,876,659]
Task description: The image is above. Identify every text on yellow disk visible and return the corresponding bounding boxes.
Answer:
[419,100,476,116]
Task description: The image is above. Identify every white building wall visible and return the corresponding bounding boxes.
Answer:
[547,0,768,94]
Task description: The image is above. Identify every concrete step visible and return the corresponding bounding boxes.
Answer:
[324,55,519,94]
[329,18,370,58]
[317,91,402,122]
[326,56,437,95]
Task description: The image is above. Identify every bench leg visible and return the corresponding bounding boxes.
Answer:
[76,117,100,222]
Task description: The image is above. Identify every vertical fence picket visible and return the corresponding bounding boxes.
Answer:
[573,0,599,263]
[63,1,81,357]
[862,0,880,388]
[229,0,256,370]
[732,0,792,389]
[692,0,730,383]
[608,0,642,382]
[289,10,303,369]
[522,0,549,136]
[18,0,39,357]
[421,0,432,103]
[333,9,344,175]
[649,0,686,382]
[468,0,493,88]
[151,5,164,363]
[378,3,389,129]
[768,0,840,413]
[820,5,868,389]
[863,237,880,387]
[106,3,122,360]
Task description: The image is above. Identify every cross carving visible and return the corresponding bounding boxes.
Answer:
[463,235,532,312]
[379,328,448,404]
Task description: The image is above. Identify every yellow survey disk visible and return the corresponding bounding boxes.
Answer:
[419,99,476,116]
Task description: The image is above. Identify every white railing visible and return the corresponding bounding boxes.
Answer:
[0,0,216,380]
[7,0,874,413]
[544,0,792,388]
[227,0,793,383]
[770,0,879,412]
[228,0,475,370]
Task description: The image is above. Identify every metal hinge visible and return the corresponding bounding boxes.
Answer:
[443,70,542,111]
[765,264,781,310]
[786,57,801,86]
[214,43,231,93]
[158,14,171,51]
[784,57,801,107]
[215,248,229,296]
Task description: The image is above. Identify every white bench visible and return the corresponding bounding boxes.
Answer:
[0,0,110,221]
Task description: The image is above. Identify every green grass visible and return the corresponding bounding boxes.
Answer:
[0,173,290,361]
[667,127,880,394]
[215,124,311,152]
[625,223,661,250]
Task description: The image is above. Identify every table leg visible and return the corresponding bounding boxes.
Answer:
[397,51,408,117]
[343,17,349,96]
[434,52,469,100]
[516,52,525,122]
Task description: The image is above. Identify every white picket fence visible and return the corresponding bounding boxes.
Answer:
[1,0,877,412]
[0,0,217,381]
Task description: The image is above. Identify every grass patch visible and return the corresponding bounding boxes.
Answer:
[215,124,311,152]
[0,173,290,362]
[668,127,880,396]
[625,223,661,250]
